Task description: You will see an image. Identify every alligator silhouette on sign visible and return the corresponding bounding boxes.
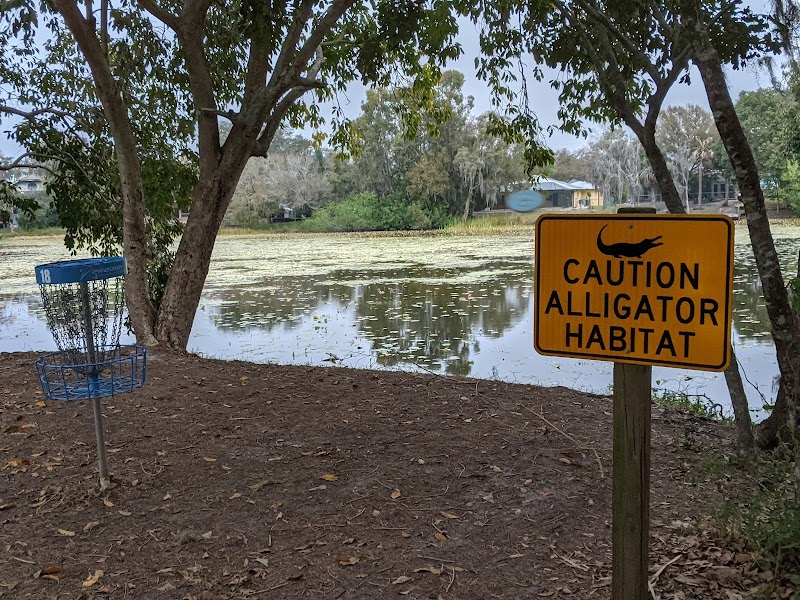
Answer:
[596,224,663,258]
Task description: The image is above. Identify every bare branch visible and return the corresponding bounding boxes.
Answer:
[0,105,70,120]
[139,0,180,30]
[174,1,220,172]
[293,0,356,79]
[0,152,38,170]
[197,107,241,123]
[270,0,318,87]
[254,87,311,154]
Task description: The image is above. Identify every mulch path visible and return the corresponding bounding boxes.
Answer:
[0,350,784,599]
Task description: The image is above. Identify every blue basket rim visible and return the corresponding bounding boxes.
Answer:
[35,256,127,285]
[36,344,146,369]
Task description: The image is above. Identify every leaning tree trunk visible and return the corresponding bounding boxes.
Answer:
[462,185,474,222]
[630,123,686,215]
[619,97,755,450]
[724,344,755,455]
[688,8,800,448]
[155,151,251,349]
[54,0,158,344]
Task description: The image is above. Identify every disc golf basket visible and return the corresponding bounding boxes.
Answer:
[34,257,146,489]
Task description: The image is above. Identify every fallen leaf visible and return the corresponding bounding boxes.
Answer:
[249,480,270,491]
[414,566,442,575]
[201,531,213,539]
[254,558,269,567]
[203,456,217,463]
[440,512,459,519]
[391,489,401,500]
[239,376,249,381]
[0,503,15,511]
[392,575,412,584]
[118,510,132,516]
[509,553,524,558]
[321,474,338,481]
[82,569,104,588]
[156,567,174,574]
[434,532,447,542]
[102,498,114,507]
[229,492,242,499]
[339,557,360,566]
[34,565,64,581]
[157,582,176,592]
[57,528,76,537]
[35,401,46,408]
[491,465,502,472]
[83,521,100,531]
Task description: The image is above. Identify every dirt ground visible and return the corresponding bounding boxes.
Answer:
[0,350,789,599]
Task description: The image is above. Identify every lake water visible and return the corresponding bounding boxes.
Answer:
[2,226,798,421]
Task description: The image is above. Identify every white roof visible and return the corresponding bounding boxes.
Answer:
[531,177,577,191]
[567,180,596,190]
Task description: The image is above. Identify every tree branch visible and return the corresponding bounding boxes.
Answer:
[292,0,355,79]
[574,0,661,82]
[138,0,180,31]
[175,1,220,173]
[269,0,318,90]
[0,105,70,120]
[253,86,313,155]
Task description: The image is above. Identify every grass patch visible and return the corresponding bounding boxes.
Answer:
[652,387,730,422]
[0,227,66,238]
[713,451,800,592]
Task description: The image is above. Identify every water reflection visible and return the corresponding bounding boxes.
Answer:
[1,228,797,421]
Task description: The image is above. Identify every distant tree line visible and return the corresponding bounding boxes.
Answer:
[220,69,800,231]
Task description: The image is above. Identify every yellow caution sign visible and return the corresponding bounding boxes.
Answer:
[534,214,734,371]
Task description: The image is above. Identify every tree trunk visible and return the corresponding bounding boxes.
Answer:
[687,7,800,448]
[54,0,158,344]
[155,154,250,349]
[634,130,686,214]
[462,185,474,222]
[622,81,755,448]
[697,161,703,206]
[724,344,755,455]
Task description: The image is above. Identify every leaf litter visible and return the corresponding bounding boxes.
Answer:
[0,350,793,598]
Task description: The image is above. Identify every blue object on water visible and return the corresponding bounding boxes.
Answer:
[35,256,127,285]
[507,189,546,213]
[36,345,147,402]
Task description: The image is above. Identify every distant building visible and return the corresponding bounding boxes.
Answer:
[7,167,45,194]
[530,178,604,208]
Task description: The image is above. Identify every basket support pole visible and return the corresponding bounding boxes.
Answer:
[80,281,110,489]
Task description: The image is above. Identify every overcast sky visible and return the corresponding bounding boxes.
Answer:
[1,3,777,158]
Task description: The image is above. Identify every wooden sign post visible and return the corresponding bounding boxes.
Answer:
[534,210,734,599]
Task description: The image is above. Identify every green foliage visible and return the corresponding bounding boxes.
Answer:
[301,191,440,232]
[15,191,59,229]
[0,181,37,226]
[716,454,800,579]
[652,387,728,422]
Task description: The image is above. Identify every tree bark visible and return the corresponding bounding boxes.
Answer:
[155,144,253,349]
[635,131,686,214]
[686,3,800,447]
[462,185,474,222]
[55,0,157,344]
[724,344,755,455]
